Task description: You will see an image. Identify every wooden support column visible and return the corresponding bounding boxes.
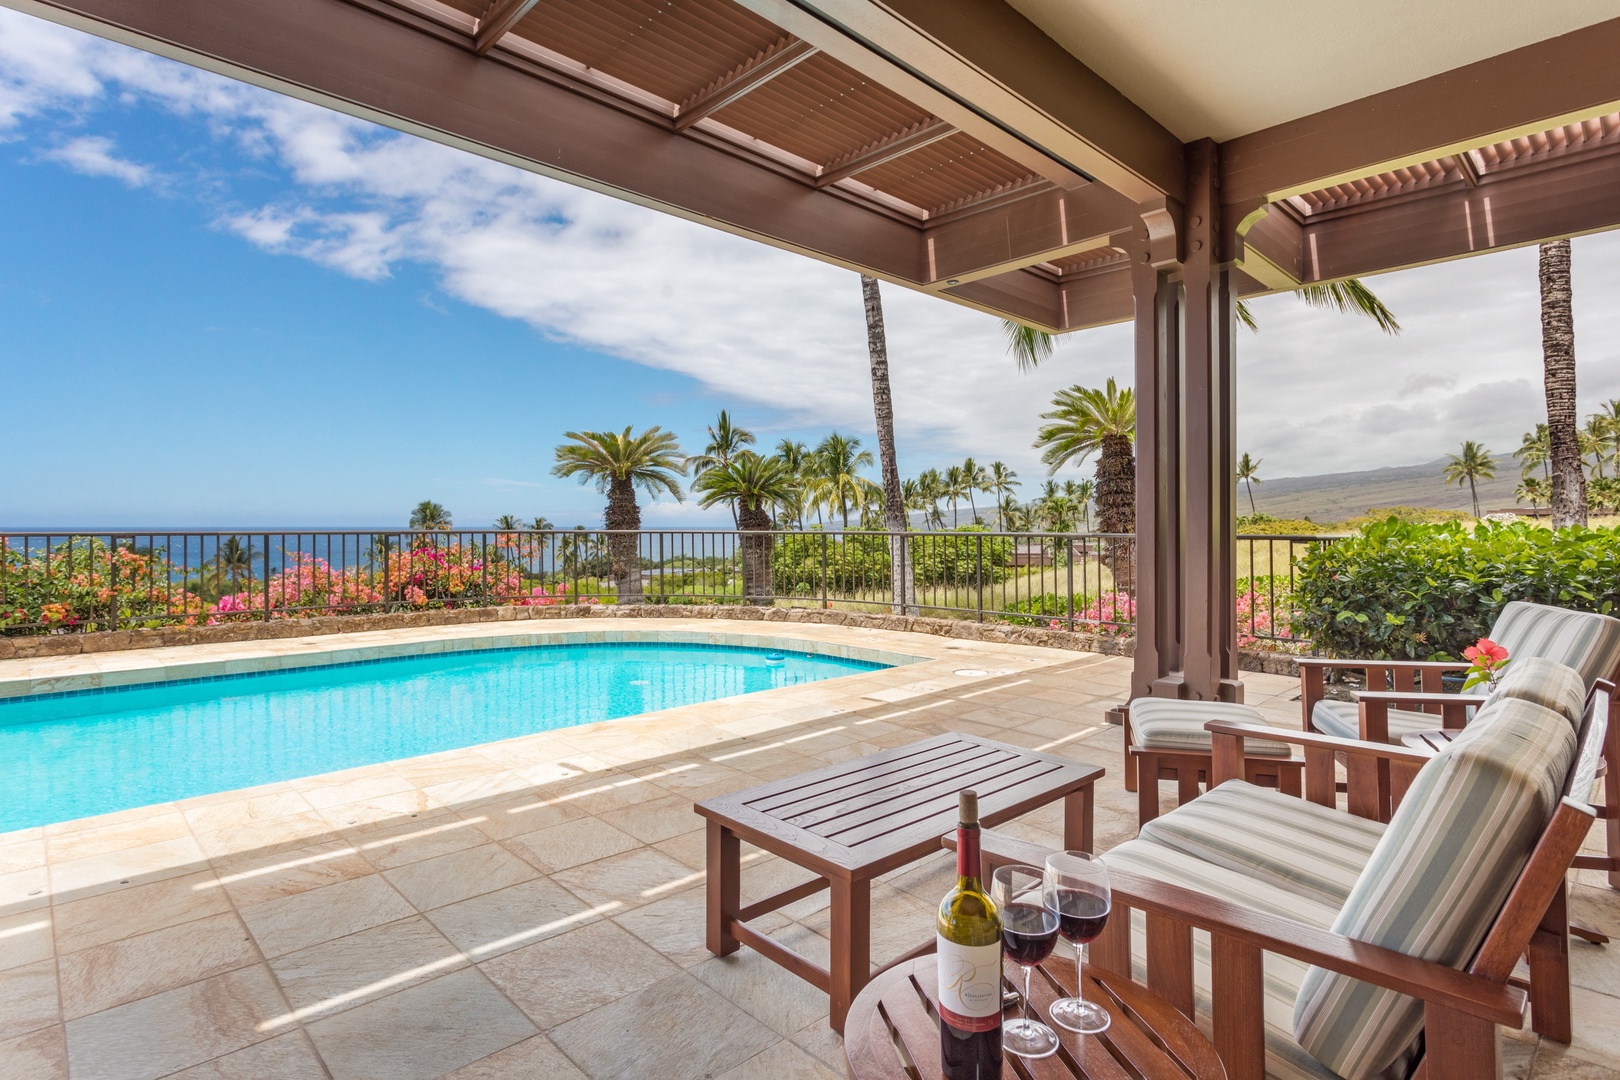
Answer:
[1130,139,1243,704]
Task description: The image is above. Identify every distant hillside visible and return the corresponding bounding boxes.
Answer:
[1243,458,1524,523]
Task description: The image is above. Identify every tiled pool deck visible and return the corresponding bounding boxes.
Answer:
[0,619,1615,1080]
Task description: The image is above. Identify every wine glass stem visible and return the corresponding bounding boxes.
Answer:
[1075,941,1084,1005]
[1024,965,1034,1026]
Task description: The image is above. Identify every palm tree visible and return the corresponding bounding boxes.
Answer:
[1595,400,1620,474]
[1002,279,1399,370]
[493,514,522,530]
[1444,441,1497,518]
[1034,378,1137,589]
[687,410,755,526]
[1539,239,1587,527]
[943,465,968,527]
[1514,424,1551,481]
[1236,452,1263,515]
[1580,425,1608,479]
[811,433,878,529]
[917,468,947,529]
[215,536,256,590]
[693,452,795,603]
[772,439,810,528]
[552,427,686,604]
[409,500,451,531]
[961,458,989,524]
[1516,476,1548,515]
[859,275,916,611]
[557,526,596,579]
[988,462,1019,528]
[529,516,553,531]
[1067,479,1096,531]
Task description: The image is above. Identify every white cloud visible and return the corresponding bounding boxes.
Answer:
[5,5,1620,485]
[41,134,151,185]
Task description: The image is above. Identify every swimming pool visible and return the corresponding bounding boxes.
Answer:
[0,642,890,832]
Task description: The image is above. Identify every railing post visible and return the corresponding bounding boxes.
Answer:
[1066,535,1075,631]
[975,533,984,622]
[262,534,272,621]
[820,532,829,609]
[659,533,666,604]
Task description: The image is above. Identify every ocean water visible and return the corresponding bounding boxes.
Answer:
[0,642,889,832]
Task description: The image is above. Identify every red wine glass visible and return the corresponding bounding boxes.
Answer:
[1044,850,1111,1034]
[989,864,1061,1059]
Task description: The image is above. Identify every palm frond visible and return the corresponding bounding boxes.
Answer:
[1235,299,1258,333]
[1001,320,1055,372]
[1297,279,1401,334]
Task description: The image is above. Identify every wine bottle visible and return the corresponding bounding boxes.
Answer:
[938,789,1003,1079]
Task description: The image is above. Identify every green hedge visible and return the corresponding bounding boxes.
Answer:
[1294,519,1620,659]
[771,529,1014,595]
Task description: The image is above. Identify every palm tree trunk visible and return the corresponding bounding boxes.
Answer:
[1468,475,1480,518]
[860,275,916,614]
[604,476,645,604]
[1245,479,1255,515]
[1095,434,1136,594]
[1540,239,1588,527]
[737,503,773,605]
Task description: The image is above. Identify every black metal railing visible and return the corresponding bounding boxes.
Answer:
[0,528,1332,647]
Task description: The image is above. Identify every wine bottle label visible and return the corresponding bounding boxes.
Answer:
[936,935,1002,1033]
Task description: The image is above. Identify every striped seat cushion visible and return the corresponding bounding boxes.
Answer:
[1492,600,1620,690]
[1106,839,1409,1080]
[1292,692,1579,1080]
[1139,780,1385,906]
[1310,699,1439,742]
[1131,697,1293,756]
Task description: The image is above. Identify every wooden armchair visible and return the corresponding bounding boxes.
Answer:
[959,679,1609,1080]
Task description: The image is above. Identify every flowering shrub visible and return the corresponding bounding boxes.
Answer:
[1000,591,1135,633]
[0,538,204,632]
[1235,576,1301,648]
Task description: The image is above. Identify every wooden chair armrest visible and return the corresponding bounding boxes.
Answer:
[1354,691,1487,706]
[1297,658,1470,672]
[1104,865,1526,1026]
[1204,720,1432,765]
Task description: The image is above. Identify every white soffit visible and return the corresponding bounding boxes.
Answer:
[1005,0,1620,141]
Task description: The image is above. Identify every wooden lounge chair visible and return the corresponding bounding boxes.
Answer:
[1302,601,1620,891]
[969,664,1609,1080]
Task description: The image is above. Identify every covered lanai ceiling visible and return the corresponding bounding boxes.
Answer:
[10,0,1620,331]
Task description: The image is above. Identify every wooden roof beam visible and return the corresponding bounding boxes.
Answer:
[1222,16,1620,205]
[816,119,952,187]
[674,38,817,132]
[738,0,1184,202]
[472,0,540,56]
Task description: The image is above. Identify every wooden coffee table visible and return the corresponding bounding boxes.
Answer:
[695,733,1103,1032]
[845,954,1225,1080]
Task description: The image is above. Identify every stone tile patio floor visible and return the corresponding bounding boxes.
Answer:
[0,619,1616,1080]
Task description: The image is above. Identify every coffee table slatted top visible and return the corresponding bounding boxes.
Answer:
[697,733,1103,878]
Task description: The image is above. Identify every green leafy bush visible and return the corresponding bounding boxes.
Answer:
[1294,519,1620,659]
[770,529,1014,595]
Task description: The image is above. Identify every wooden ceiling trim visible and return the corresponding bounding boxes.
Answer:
[675,37,816,130]
[472,0,539,54]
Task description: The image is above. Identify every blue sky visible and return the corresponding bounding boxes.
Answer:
[3,8,1619,529]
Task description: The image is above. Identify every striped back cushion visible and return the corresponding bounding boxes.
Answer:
[1492,601,1620,690]
[1291,693,1577,1080]
[1485,655,1587,729]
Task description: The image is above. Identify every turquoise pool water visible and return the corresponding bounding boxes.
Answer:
[0,642,890,832]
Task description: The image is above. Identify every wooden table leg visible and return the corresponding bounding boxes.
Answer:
[706,820,740,957]
[1064,782,1095,853]
[829,875,871,1034]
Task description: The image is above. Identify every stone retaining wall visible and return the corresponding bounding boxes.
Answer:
[0,603,1301,676]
